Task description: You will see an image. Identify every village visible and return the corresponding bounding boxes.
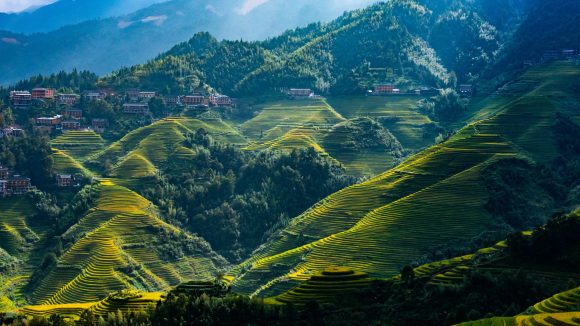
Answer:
[4,88,236,137]
[0,165,33,197]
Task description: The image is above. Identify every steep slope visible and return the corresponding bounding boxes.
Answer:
[29,179,227,305]
[230,62,580,296]
[88,117,246,184]
[487,0,580,84]
[101,0,527,96]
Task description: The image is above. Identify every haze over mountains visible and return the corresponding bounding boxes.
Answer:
[0,0,376,85]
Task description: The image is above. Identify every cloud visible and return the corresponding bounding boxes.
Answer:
[117,20,134,29]
[141,15,168,26]
[205,4,222,16]
[0,0,56,13]
[235,0,270,15]
[1,37,20,44]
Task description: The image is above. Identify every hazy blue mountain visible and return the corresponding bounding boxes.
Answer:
[0,0,378,85]
[0,0,168,34]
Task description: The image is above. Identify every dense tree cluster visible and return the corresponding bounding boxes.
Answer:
[0,135,53,188]
[142,129,357,261]
[482,116,580,230]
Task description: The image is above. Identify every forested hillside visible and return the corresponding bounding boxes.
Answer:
[103,0,530,96]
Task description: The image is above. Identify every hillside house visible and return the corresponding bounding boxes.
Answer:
[57,94,79,106]
[0,166,8,180]
[56,174,73,187]
[10,91,32,109]
[182,95,205,107]
[62,108,83,119]
[61,121,81,130]
[36,115,62,126]
[459,84,474,96]
[83,90,105,101]
[139,92,156,101]
[123,103,149,115]
[209,95,233,107]
[125,89,141,102]
[543,49,577,62]
[32,88,55,99]
[288,88,313,99]
[0,180,7,197]
[374,84,395,94]
[163,96,180,107]
[92,119,108,133]
[7,175,31,195]
[1,127,25,138]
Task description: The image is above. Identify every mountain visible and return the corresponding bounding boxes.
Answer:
[230,61,580,296]
[0,0,168,34]
[0,0,579,323]
[0,0,378,85]
[103,0,530,97]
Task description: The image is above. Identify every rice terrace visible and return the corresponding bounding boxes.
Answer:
[0,0,579,325]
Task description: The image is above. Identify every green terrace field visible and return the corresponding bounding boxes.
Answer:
[86,117,246,187]
[240,99,345,140]
[29,179,226,306]
[265,267,377,306]
[458,312,580,326]
[525,286,580,315]
[241,99,411,176]
[20,290,163,320]
[326,95,437,151]
[461,283,580,326]
[229,62,580,296]
[0,198,52,311]
[51,131,106,162]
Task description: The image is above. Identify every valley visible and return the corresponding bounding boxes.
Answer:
[0,0,579,324]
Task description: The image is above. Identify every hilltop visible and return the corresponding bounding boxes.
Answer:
[105,0,527,97]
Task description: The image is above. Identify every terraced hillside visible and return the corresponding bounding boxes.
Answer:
[524,286,580,316]
[0,197,52,311]
[461,286,580,326]
[240,99,345,140]
[230,62,580,296]
[267,267,377,305]
[20,290,163,320]
[29,179,227,305]
[458,312,580,326]
[51,131,106,162]
[0,198,41,256]
[88,117,246,185]
[242,99,408,176]
[327,95,438,151]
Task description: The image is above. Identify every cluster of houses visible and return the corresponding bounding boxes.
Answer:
[0,165,32,197]
[7,87,236,135]
[371,84,473,97]
[285,88,324,100]
[122,89,235,114]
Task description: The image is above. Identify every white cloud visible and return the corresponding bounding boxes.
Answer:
[0,0,57,13]
[235,0,270,15]
[141,15,168,26]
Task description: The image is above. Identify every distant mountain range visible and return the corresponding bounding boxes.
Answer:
[0,0,168,34]
[0,0,376,85]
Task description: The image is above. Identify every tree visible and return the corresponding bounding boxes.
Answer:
[149,97,166,117]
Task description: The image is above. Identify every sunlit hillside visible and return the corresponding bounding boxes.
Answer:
[230,62,580,296]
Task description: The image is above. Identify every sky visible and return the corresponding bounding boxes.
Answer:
[0,0,57,13]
